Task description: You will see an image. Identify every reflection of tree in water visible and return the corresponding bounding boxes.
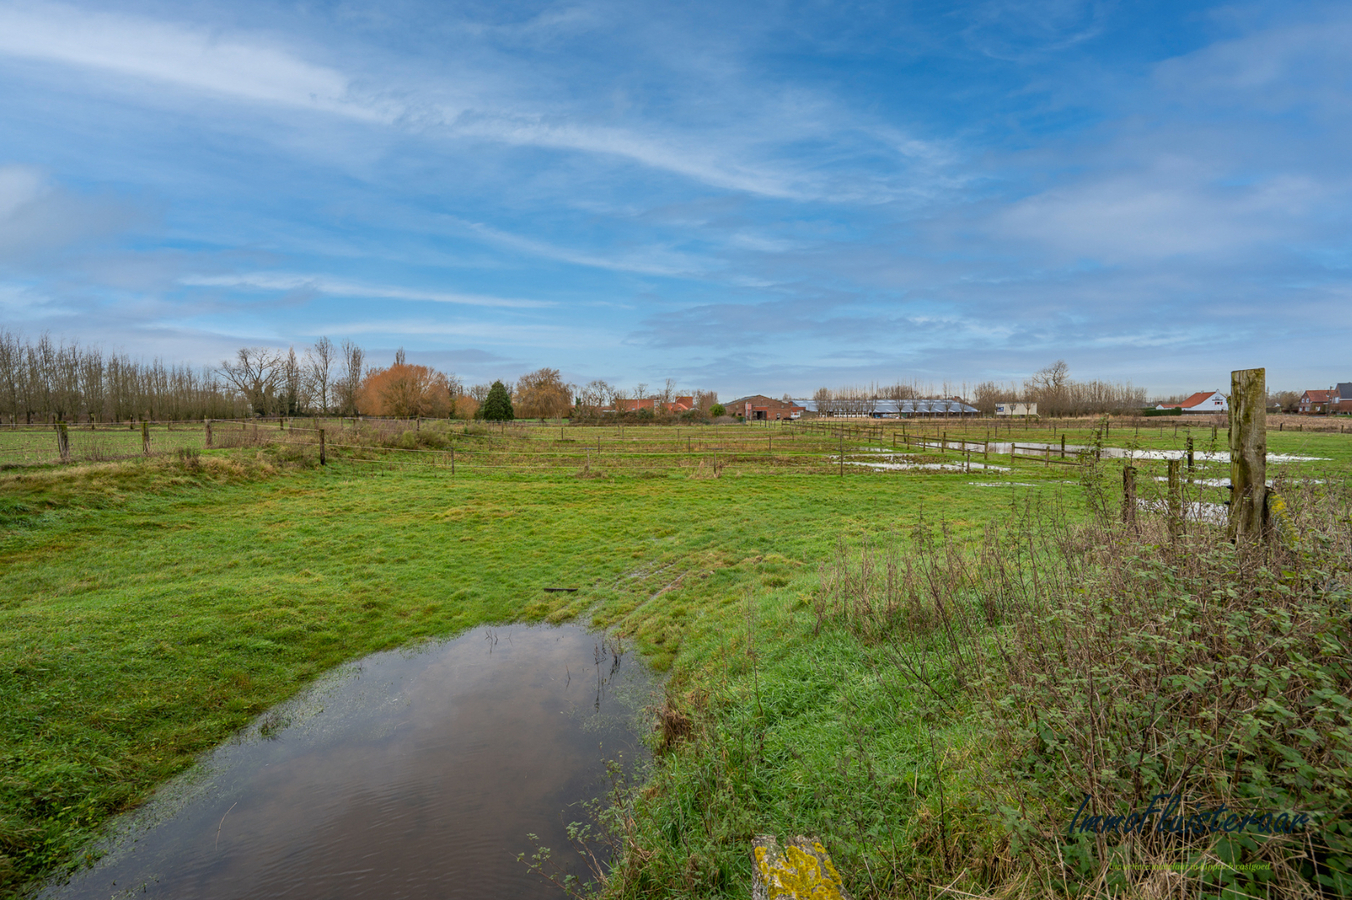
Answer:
[594,636,625,711]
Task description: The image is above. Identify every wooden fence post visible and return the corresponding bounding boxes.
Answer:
[1060,435,1066,458]
[141,420,150,456]
[57,422,69,461]
[1167,458,1182,540]
[1122,465,1137,525]
[319,428,326,465]
[1228,368,1268,541]
[205,419,213,448]
[1186,436,1194,470]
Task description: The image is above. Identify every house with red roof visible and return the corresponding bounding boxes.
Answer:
[610,395,697,414]
[1299,389,1338,415]
[1155,390,1228,414]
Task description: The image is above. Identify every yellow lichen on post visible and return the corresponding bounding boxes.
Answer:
[752,835,854,900]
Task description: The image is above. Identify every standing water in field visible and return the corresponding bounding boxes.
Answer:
[41,624,656,900]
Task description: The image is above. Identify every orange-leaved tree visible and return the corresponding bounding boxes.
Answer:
[514,367,572,419]
[357,364,457,417]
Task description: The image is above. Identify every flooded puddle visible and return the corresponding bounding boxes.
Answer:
[43,624,657,900]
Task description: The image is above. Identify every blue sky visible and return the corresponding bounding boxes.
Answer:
[0,0,1348,397]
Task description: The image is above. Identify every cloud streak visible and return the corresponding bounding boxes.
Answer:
[180,274,553,309]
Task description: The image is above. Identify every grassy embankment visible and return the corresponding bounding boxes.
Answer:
[1,419,1349,898]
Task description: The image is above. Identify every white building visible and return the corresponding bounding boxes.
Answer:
[1156,391,1228,414]
[995,402,1038,417]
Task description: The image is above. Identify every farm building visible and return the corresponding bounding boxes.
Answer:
[796,398,979,418]
[1156,391,1228,414]
[995,402,1038,417]
[725,395,806,421]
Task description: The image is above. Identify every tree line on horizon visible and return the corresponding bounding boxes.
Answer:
[1,331,1285,426]
[0,331,726,424]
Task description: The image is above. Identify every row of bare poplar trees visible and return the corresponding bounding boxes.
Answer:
[0,330,244,424]
[0,331,373,424]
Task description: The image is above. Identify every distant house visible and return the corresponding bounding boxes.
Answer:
[1300,389,1338,415]
[725,395,806,421]
[610,395,697,414]
[995,402,1038,417]
[1156,391,1228,414]
[1336,383,1352,415]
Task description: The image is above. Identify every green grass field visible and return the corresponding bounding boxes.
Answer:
[1,420,1349,898]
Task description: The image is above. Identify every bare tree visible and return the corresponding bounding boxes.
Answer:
[693,389,717,413]
[1025,360,1070,417]
[0,329,21,425]
[812,386,834,417]
[280,346,312,415]
[221,348,283,416]
[335,340,365,415]
[575,379,615,412]
[309,336,336,415]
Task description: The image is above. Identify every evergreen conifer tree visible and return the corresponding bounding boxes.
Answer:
[480,380,515,421]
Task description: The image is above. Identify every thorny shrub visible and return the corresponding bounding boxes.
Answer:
[818,473,1352,898]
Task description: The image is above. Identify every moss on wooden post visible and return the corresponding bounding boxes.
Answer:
[1228,367,1268,541]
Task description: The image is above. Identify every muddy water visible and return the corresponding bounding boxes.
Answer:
[43,624,656,900]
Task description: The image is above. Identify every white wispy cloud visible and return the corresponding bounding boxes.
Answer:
[0,3,941,203]
[0,2,384,119]
[459,220,708,276]
[180,273,552,309]
[450,113,803,198]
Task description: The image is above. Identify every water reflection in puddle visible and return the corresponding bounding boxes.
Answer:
[43,624,657,900]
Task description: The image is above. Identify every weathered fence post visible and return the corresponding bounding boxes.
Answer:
[1227,367,1268,541]
[205,419,213,448]
[1167,459,1182,540]
[141,420,150,456]
[1186,436,1194,470]
[57,422,70,461]
[1122,465,1137,525]
[318,428,326,465]
[1060,435,1066,458]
